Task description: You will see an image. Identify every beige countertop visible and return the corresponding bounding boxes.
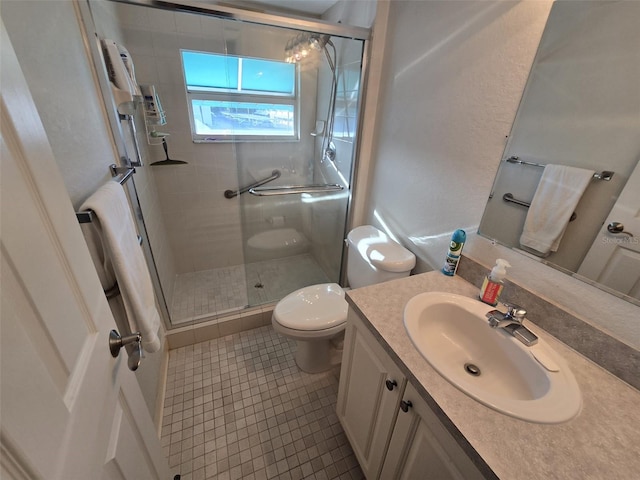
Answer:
[345,272,640,480]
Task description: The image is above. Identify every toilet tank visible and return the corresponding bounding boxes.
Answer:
[346,225,416,288]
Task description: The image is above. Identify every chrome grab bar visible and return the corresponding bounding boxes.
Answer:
[502,192,531,208]
[224,169,281,198]
[249,184,344,196]
[503,193,577,222]
[505,156,546,168]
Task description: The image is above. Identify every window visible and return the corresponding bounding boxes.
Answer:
[181,51,297,141]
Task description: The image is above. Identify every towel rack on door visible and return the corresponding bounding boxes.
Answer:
[75,164,136,223]
[249,184,344,196]
[74,164,142,296]
[75,164,144,370]
[505,156,614,181]
[503,193,577,222]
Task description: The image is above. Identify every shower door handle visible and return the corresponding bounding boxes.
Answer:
[249,184,343,196]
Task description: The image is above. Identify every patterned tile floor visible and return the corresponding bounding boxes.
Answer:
[170,255,330,325]
[162,325,364,480]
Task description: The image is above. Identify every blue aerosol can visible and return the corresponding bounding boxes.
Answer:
[442,229,466,276]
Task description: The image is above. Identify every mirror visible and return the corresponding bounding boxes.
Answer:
[478,0,640,304]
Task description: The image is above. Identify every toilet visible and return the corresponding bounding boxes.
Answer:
[272,225,416,373]
[247,228,309,261]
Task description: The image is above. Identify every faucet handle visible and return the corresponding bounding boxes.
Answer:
[503,303,526,321]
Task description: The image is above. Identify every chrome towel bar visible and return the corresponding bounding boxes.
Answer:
[505,156,614,181]
[503,193,577,222]
[225,169,281,198]
[249,184,343,196]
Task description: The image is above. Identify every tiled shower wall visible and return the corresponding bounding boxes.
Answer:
[110,2,319,275]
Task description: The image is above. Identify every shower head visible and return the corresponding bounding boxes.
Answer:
[309,34,330,50]
[284,33,331,63]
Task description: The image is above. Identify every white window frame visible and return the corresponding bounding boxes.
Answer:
[181,50,300,142]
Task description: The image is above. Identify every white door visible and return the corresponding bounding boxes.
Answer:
[578,162,640,300]
[0,22,171,480]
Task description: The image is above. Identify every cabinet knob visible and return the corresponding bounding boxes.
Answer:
[400,400,413,413]
[385,379,398,391]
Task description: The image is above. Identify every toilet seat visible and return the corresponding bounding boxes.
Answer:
[273,283,348,332]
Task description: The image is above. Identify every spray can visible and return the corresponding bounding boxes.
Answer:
[442,229,466,276]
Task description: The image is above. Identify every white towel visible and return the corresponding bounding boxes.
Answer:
[520,164,595,256]
[80,222,116,290]
[80,182,161,353]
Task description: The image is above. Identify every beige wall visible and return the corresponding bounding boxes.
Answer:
[1,0,117,206]
[362,0,553,272]
[361,0,640,350]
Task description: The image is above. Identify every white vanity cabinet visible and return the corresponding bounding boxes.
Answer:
[336,308,406,479]
[380,382,484,479]
[337,307,485,480]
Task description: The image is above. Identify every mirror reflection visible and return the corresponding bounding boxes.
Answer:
[479,0,640,302]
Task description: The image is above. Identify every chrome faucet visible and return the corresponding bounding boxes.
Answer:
[486,304,538,346]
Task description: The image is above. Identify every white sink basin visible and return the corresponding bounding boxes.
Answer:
[404,292,581,423]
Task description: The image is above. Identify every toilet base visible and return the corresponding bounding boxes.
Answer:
[294,332,344,373]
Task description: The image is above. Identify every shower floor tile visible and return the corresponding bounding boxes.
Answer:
[246,254,331,306]
[170,254,331,325]
[171,265,248,325]
[162,325,364,480]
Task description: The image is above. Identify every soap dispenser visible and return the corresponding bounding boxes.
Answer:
[479,259,510,306]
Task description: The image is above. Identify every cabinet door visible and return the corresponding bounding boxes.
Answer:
[380,383,484,480]
[337,308,406,479]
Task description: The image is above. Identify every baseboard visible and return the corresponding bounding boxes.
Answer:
[154,338,170,437]
[165,304,275,349]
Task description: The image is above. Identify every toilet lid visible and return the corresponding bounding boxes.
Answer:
[274,283,348,331]
[348,225,416,273]
[368,243,416,272]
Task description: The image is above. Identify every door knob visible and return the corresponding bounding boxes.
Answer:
[385,379,398,391]
[400,400,413,412]
[607,222,634,237]
[109,330,142,371]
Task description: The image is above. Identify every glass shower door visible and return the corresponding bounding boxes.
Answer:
[230,25,366,306]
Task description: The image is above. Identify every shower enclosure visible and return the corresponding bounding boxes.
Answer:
[85,0,369,327]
